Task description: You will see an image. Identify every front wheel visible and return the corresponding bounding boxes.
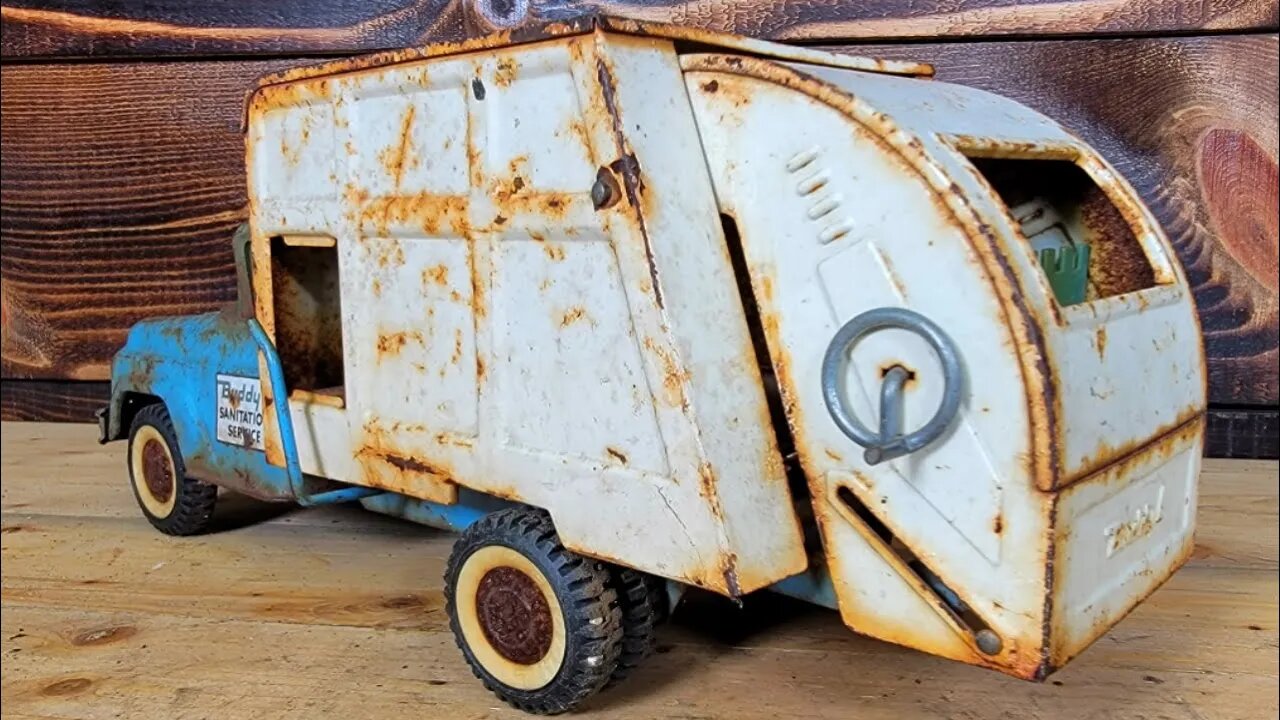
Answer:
[127,403,217,536]
[445,508,623,714]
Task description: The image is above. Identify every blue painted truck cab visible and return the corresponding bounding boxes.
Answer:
[101,307,298,501]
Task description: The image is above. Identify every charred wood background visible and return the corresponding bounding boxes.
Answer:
[1,0,1277,458]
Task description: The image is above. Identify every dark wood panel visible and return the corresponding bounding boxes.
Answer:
[1206,407,1280,459]
[0,59,306,380]
[0,380,107,422]
[850,34,1280,406]
[2,0,1275,59]
[1,35,1276,411]
[0,0,468,59]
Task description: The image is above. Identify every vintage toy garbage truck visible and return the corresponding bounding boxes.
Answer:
[98,16,1206,714]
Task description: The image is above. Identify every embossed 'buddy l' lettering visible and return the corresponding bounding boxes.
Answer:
[99,17,1206,715]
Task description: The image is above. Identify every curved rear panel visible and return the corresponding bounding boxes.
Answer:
[684,53,1204,679]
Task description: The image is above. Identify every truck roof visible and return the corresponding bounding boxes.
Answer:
[253,14,933,91]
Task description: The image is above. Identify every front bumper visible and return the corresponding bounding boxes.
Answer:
[95,406,110,444]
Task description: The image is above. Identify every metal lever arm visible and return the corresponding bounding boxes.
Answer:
[820,307,964,465]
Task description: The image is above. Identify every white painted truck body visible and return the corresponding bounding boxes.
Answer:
[244,18,1205,680]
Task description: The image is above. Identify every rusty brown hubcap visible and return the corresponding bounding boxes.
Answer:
[140,439,174,503]
[474,566,553,665]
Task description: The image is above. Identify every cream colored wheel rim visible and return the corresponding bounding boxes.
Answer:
[130,425,178,519]
[456,546,567,690]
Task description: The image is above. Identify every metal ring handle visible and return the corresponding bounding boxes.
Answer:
[821,307,964,465]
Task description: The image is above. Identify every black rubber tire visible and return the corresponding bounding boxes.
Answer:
[444,508,623,715]
[127,403,218,536]
[606,567,665,686]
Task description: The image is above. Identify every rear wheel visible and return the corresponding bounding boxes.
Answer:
[445,508,622,714]
[127,404,217,536]
[607,567,665,686]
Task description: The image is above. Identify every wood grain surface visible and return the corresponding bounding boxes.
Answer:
[1,423,1277,719]
[0,59,304,380]
[0,380,106,423]
[2,0,1275,58]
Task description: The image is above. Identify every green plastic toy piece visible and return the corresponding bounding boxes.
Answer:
[1038,243,1091,306]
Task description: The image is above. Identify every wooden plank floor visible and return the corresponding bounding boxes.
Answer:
[2,423,1276,719]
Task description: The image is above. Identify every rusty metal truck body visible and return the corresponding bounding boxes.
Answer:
[101,16,1205,710]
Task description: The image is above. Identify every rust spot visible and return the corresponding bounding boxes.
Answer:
[823,448,843,463]
[376,330,424,357]
[381,450,445,477]
[379,105,417,189]
[558,306,591,327]
[719,551,742,597]
[608,153,645,196]
[563,118,590,148]
[542,243,566,262]
[279,133,301,167]
[605,447,628,465]
[1094,325,1107,358]
[993,514,1004,534]
[1077,181,1155,300]
[493,57,519,87]
[71,625,136,647]
[140,438,175,503]
[492,173,526,206]
[696,462,720,510]
[879,364,918,390]
[374,242,406,269]
[41,678,93,697]
[643,337,691,409]
[125,355,157,393]
[469,245,487,320]
[476,356,486,382]
[702,75,754,108]
[343,182,369,206]
[422,264,449,287]
[758,275,775,303]
[476,566,553,664]
[365,194,472,239]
